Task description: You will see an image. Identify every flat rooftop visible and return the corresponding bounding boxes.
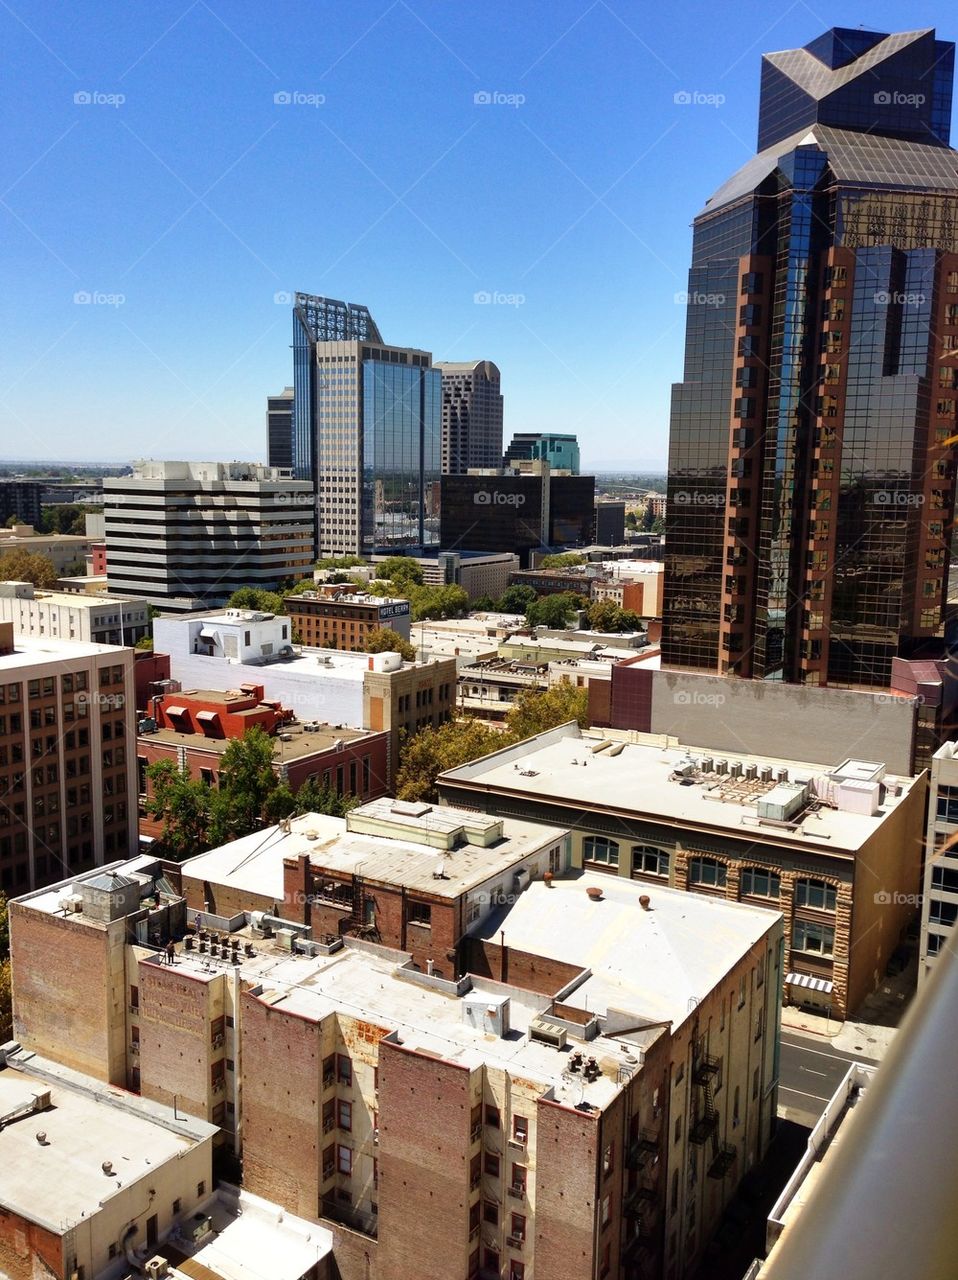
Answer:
[286,591,408,608]
[0,587,146,610]
[440,724,916,855]
[143,720,373,760]
[474,872,780,1029]
[0,633,130,672]
[0,1055,214,1233]
[179,802,566,901]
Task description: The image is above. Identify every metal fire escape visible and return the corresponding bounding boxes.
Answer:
[691,1048,737,1178]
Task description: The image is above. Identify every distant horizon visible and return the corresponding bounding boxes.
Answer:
[0,454,668,474]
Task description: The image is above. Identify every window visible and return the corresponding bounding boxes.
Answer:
[513,1115,528,1145]
[793,919,835,957]
[337,1054,352,1085]
[322,1145,335,1180]
[632,845,669,877]
[936,786,958,823]
[602,1142,614,1174]
[323,1054,335,1086]
[752,1067,760,1101]
[407,900,431,927]
[337,1145,352,1176]
[689,856,727,889]
[583,835,619,867]
[338,1100,352,1131]
[484,1200,499,1225]
[484,1250,500,1274]
[511,1164,526,1194]
[484,1152,500,1177]
[197,1181,206,1198]
[673,1115,682,1144]
[485,1104,501,1129]
[741,867,780,898]
[795,878,837,911]
[511,1213,526,1241]
[601,1194,611,1226]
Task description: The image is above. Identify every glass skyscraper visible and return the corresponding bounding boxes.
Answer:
[663,27,958,689]
[291,293,439,557]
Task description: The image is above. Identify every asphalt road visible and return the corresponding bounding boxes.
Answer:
[778,1030,880,1125]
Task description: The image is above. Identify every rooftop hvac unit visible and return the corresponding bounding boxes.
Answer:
[529,1018,568,1049]
[760,766,773,783]
[700,756,714,774]
[144,1260,171,1280]
[715,759,728,776]
[777,768,789,783]
[729,762,743,779]
[276,928,295,951]
[745,763,757,780]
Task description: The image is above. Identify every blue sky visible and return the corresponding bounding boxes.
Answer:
[2,2,953,469]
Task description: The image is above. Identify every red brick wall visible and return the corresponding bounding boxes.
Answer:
[462,938,585,996]
[241,990,323,1221]
[138,958,215,1120]
[534,1098,600,1280]
[376,1039,473,1280]
[181,873,276,918]
[10,904,122,1084]
[0,1212,63,1280]
[134,651,171,714]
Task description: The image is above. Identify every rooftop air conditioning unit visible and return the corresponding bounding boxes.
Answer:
[529,1018,567,1049]
[760,766,773,783]
[715,759,728,775]
[729,761,743,779]
[745,763,757,780]
[145,1260,171,1280]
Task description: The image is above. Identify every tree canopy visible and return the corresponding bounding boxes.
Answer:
[364,626,416,662]
[497,584,537,616]
[526,591,585,629]
[538,552,587,569]
[586,600,644,634]
[375,556,424,587]
[226,587,284,614]
[0,550,58,587]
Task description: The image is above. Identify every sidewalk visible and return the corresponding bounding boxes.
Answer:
[781,947,918,1062]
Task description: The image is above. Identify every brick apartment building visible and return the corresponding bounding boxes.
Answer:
[285,587,411,650]
[136,685,390,836]
[10,801,783,1280]
[438,723,926,1020]
[0,622,137,894]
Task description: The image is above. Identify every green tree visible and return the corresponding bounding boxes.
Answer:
[497,584,538,615]
[226,587,284,614]
[134,636,154,651]
[292,775,358,818]
[285,578,319,596]
[538,552,586,569]
[144,759,212,860]
[526,591,584,629]
[650,515,665,535]
[376,556,424,587]
[364,626,416,662]
[0,960,10,1042]
[4,515,19,528]
[625,510,639,530]
[469,595,497,613]
[0,550,58,587]
[641,503,657,531]
[396,718,504,803]
[409,583,469,621]
[209,726,279,844]
[505,682,589,742]
[315,555,366,571]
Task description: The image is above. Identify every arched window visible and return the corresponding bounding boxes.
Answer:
[794,878,836,911]
[583,836,619,867]
[632,845,670,878]
[688,856,728,889]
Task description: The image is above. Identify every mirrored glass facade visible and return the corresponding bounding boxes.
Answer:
[664,26,958,690]
[362,362,441,553]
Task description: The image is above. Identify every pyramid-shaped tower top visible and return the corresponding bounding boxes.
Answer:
[758,27,954,151]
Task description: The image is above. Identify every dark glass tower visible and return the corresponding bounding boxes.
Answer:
[663,27,958,689]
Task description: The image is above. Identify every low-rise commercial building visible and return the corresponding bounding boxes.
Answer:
[0,580,149,646]
[457,657,549,719]
[152,610,455,782]
[0,523,99,574]
[137,685,389,833]
[438,722,926,1020]
[0,624,137,893]
[285,587,411,649]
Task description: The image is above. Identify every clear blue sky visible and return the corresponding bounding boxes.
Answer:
[2,2,952,470]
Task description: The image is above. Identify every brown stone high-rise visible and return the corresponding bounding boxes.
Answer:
[663,27,958,689]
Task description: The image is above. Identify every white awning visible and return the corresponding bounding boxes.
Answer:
[786,972,834,994]
[196,710,219,723]
[164,705,187,718]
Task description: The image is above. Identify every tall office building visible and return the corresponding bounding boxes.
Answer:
[503,431,580,473]
[434,360,503,473]
[103,461,314,611]
[292,293,441,557]
[663,27,958,689]
[266,385,294,471]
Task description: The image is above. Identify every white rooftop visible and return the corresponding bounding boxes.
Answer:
[0,1058,214,1232]
[179,802,566,901]
[440,724,915,854]
[0,633,130,672]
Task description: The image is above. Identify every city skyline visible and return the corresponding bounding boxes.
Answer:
[6,2,956,471]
